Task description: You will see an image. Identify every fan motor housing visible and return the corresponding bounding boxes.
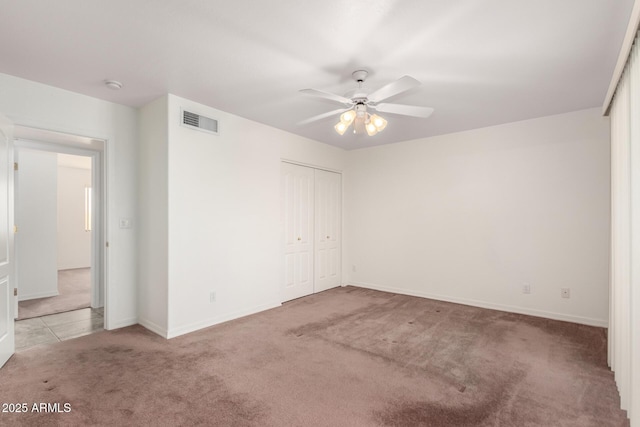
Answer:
[355,103,367,117]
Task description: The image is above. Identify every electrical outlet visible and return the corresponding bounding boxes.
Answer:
[522,283,531,294]
[561,288,570,299]
[210,292,216,303]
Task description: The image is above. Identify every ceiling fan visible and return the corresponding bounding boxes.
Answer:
[299,70,434,136]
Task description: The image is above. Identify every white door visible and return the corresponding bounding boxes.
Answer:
[282,163,314,301]
[0,114,14,368]
[314,169,341,292]
[15,149,59,303]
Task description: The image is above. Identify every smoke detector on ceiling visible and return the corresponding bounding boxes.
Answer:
[104,80,123,90]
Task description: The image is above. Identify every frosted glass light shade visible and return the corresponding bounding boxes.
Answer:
[340,110,356,125]
[334,121,348,135]
[370,114,387,131]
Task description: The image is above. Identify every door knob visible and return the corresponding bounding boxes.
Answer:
[297,237,301,241]
[326,236,330,239]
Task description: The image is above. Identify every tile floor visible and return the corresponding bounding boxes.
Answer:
[15,307,104,351]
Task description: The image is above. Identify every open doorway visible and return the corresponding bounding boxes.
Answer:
[16,151,94,319]
[12,128,105,350]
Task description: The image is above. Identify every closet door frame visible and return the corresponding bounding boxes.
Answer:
[281,160,342,302]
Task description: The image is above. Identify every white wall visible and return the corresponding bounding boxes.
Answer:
[138,95,169,335]
[0,73,139,329]
[16,149,58,300]
[57,164,92,270]
[346,108,611,327]
[136,94,345,338]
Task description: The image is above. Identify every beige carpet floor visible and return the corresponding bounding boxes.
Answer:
[0,287,628,426]
[18,268,91,320]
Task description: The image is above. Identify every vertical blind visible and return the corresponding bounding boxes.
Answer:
[609,30,640,424]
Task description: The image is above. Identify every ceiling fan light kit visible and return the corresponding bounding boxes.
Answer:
[299,69,434,138]
[334,101,388,136]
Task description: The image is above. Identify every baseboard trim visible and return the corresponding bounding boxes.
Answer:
[349,281,608,328]
[138,318,169,338]
[18,290,59,301]
[106,316,138,331]
[166,301,282,339]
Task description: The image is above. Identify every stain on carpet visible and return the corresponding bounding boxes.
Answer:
[375,366,527,426]
[287,291,628,427]
[1,326,268,426]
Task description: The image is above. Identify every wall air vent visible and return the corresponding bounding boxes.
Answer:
[181,109,219,135]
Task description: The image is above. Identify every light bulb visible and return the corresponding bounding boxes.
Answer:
[370,114,387,132]
[334,121,348,135]
[366,122,378,136]
[340,110,356,125]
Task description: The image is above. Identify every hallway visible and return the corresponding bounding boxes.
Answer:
[18,268,91,320]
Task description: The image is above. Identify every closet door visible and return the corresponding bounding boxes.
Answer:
[314,169,341,292]
[282,163,314,301]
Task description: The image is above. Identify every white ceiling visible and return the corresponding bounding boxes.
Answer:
[0,1,633,150]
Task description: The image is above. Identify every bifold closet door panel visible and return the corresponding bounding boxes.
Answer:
[314,169,341,292]
[282,162,314,301]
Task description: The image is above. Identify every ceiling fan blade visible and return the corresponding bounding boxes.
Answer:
[374,103,434,118]
[300,88,353,105]
[297,108,350,126]
[366,75,421,103]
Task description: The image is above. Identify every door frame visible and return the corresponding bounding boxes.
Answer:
[13,133,106,319]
